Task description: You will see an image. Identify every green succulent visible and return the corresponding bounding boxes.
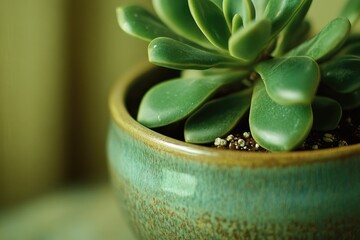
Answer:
[117,0,360,152]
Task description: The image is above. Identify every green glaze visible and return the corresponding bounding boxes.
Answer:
[108,65,360,239]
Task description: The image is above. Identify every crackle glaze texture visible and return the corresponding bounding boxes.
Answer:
[107,64,360,239]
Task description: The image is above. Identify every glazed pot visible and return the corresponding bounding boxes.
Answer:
[107,63,360,239]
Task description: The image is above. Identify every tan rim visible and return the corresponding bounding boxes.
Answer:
[109,62,360,168]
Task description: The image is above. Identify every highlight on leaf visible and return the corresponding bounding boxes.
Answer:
[255,56,320,105]
[148,37,238,70]
[118,0,360,152]
[138,71,249,127]
[249,81,313,152]
[117,5,180,42]
[285,17,351,61]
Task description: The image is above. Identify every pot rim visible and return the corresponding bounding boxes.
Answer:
[109,62,360,167]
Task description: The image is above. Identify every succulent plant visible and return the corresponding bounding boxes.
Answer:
[117,0,360,152]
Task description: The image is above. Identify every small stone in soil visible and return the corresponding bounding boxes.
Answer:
[212,109,360,152]
[243,132,251,139]
[213,133,266,152]
[238,139,246,147]
[214,137,227,147]
[226,134,235,142]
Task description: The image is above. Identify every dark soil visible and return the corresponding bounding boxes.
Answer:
[213,109,360,152]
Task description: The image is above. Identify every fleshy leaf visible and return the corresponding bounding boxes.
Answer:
[345,34,360,46]
[149,37,238,70]
[223,0,255,28]
[184,89,252,143]
[210,0,223,8]
[340,0,360,25]
[273,0,312,56]
[264,0,309,39]
[282,21,311,53]
[189,0,231,50]
[229,19,271,63]
[312,97,342,131]
[255,56,320,105]
[322,55,360,93]
[232,14,244,33]
[319,86,360,110]
[252,0,269,19]
[338,42,360,56]
[285,17,351,61]
[152,0,212,48]
[117,5,180,42]
[138,71,249,127]
[249,81,313,152]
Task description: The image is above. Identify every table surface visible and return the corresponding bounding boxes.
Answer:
[0,184,137,240]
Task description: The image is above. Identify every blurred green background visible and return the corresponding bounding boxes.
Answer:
[0,0,358,220]
[0,0,152,207]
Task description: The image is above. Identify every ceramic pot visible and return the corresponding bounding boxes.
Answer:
[107,63,360,239]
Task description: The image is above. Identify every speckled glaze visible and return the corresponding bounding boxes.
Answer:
[107,63,360,239]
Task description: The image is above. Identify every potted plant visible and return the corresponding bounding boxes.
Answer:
[108,0,360,238]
